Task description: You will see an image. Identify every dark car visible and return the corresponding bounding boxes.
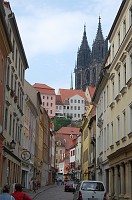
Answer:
[64,180,75,192]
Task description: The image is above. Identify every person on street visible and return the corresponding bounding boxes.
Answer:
[32,178,37,193]
[11,184,32,200]
[0,184,15,200]
[29,178,33,191]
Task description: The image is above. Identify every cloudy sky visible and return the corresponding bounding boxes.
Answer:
[9,0,122,93]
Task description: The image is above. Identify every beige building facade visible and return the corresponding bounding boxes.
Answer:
[24,80,41,188]
[2,2,28,189]
[93,0,132,199]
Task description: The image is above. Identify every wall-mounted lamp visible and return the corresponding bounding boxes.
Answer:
[10,140,16,150]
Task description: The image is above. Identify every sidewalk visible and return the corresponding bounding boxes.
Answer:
[23,184,56,199]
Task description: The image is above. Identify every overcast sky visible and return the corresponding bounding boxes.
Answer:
[8,0,122,93]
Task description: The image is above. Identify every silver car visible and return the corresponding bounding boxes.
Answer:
[73,180,106,200]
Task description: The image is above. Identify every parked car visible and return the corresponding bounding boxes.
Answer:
[73,180,106,200]
[64,180,75,192]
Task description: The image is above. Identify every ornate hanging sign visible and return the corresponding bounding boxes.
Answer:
[21,150,31,161]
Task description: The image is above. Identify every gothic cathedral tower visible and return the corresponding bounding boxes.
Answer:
[74,17,108,91]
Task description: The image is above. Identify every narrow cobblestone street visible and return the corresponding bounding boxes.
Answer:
[25,185,73,200]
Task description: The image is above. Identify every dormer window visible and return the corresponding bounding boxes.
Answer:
[57,140,61,146]
[70,134,73,138]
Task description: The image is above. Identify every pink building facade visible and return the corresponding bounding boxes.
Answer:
[33,83,56,118]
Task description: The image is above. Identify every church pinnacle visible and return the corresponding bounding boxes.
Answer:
[95,16,104,41]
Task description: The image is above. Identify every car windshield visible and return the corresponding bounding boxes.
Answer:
[81,182,104,191]
[66,181,74,185]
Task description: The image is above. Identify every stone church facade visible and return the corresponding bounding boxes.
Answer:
[74,17,108,91]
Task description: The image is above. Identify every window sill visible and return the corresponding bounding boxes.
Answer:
[116,140,120,146]
[110,144,114,150]
[120,86,127,96]
[115,94,121,102]
[126,77,132,88]
[6,84,10,91]
[109,101,115,109]
[121,136,127,142]
[128,132,132,138]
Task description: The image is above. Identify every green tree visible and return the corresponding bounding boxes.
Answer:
[52,117,72,132]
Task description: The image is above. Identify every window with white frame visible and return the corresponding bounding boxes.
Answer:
[112,43,114,60]
[104,127,106,151]
[59,106,61,110]
[117,31,120,49]
[128,103,132,134]
[9,114,12,135]
[123,18,126,38]
[111,122,114,145]
[107,124,109,149]
[71,99,73,103]
[123,61,126,86]
[104,91,106,111]
[117,116,120,141]
[129,5,132,26]
[6,65,10,86]
[4,107,8,129]
[101,129,103,153]
[122,110,126,137]
[129,54,132,78]
[78,106,80,110]
[118,71,121,93]
[71,106,73,110]
[112,79,115,101]
[107,85,109,106]
[74,106,76,110]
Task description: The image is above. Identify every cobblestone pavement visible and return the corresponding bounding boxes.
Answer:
[24,184,56,199]
[24,184,74,200]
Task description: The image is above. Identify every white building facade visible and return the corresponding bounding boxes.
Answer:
[93,0,132,199]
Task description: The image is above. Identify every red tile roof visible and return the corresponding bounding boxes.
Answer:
[33,83,55,95]
[56,95,63,105]
[57,127,80,135]
[58,89,87,104]
[87,86,96,98]
[55,127,80,150]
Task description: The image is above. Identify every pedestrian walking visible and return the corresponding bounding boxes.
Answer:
[11,184,32,200]
[29,178,33,191]
[0,184,15,200]
[32,178,37,193]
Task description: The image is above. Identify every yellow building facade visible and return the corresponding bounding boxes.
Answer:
[93,0,132,199]
[81,104,93,180]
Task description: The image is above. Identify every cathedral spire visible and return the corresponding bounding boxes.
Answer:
[95,16,104,41]
[80,24,90,50]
